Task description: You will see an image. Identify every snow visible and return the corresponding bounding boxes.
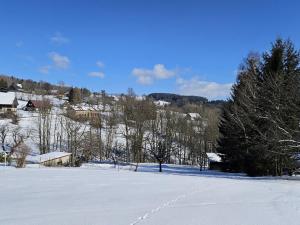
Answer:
[0,92,16,105]
[1,165,300,225]
[206,152,222,162]
[188,112,201,120]
[26,152,71,163]
[71,103,105,111]
[1,92,300,224]
[0,144,12,154]
[16,92,66,107]
[154,100,170,106]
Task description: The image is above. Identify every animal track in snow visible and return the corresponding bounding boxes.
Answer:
[129,189,200,225]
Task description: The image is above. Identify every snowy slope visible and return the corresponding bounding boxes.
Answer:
[14,94,127,155]
[1,166,300,225]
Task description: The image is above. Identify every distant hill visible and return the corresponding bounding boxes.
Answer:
[148,93,207,107]
[206,100,227,107]
[0,74,75,95]
[148,93,226,107]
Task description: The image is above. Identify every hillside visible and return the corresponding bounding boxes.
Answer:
[0,85,221,169]
[148,93,226,107]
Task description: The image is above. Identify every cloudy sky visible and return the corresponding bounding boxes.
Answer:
[0,0,300,100]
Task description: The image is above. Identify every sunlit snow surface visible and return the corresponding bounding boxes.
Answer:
[1,164,300,225]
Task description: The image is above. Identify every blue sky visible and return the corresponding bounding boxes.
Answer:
[0,0,300,99]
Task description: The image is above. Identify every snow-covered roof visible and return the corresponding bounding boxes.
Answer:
[71,103,106,111]
[26,152,72,163]
[154,100,171,106]
[0,92,16,105]
[206,153,222,163]
[188,113,201,120]
[135,96,146,101]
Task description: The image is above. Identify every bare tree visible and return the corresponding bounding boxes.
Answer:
[63,114,87,166]
[130,98,156,171]
[15,143,30,168]
[0,124,9,144]
[11,126,31,150]
[104,104,118,160]
[36,98,53,154]
[119,93,135,162]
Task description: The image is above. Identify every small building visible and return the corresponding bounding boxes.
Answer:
[7,83,23,92]
[206,152,222,170]
[154,100,171,107]
[187,113,201,121]
[26,152,72,166]
[50,89,59,95]
[16,83,22,89]
[68,105,101,119]
[0,92,18,112]
[25,100,43,111]
[73,110,100,118]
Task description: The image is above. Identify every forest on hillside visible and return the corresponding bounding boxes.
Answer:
[0,76,221,171]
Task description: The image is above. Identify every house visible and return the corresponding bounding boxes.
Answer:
[72,109,99,118]
[206,152,222,170]
[25,100,44,111]
[68,105,101,119]
[26,152,72,166]
[154,100,171,107]
[7,83,23,92]
[187,113,201,121]
[50,89,59,95]
[0,92,18,112]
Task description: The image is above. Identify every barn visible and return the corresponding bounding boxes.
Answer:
[0,92,18,113]
[26,152,72,166]
[25,100,43,111]
[206,152,222,170]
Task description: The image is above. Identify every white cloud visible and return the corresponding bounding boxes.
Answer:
[88,61,105,78]
[96,61,105,68]
[50,32,69,44]
[176,77,233,100]
[132,64,176,85]
[88,71,105,78]
[39,65,51,74]
[48,52,70,69]
[153,64,175,79]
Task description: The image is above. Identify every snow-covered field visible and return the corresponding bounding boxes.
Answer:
[1,165,300,225]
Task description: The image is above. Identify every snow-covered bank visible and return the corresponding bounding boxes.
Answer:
[82,162,300,181]
[1,166,300,225]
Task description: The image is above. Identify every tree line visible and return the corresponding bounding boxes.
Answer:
[32,89,219,170]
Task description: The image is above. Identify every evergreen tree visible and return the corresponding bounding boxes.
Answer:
[218,54,261,173]
[0,79,8,90]
[256,39,300,175]
[219,39,300,176]
[69,87,82,104]
[81,88,91,99]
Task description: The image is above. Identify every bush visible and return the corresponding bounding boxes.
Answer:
[15,144,30,168]
[0,112,19,124]
[0,153,11,163]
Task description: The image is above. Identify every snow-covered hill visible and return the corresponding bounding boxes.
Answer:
[1,165,300,225]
